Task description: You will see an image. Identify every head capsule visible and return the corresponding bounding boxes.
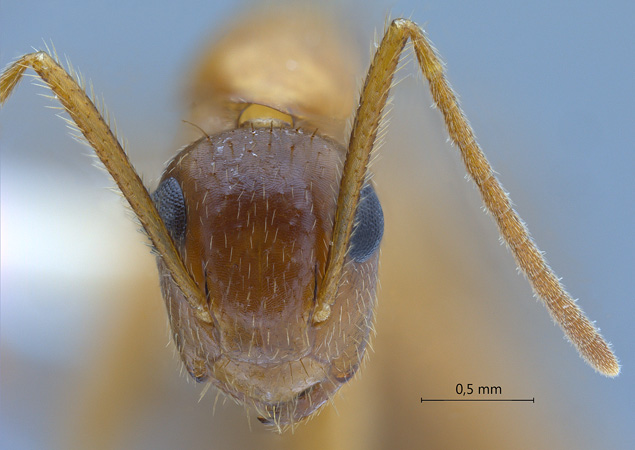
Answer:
[153,119,382,425]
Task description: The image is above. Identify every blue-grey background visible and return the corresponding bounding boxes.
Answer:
[1,0,633,449]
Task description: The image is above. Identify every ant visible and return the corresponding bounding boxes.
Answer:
[0,8,618,431]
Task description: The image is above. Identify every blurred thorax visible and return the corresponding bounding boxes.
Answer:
[184,7,362,143]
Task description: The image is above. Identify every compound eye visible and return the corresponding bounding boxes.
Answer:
[349,183,384,263]
[152,177,186,242]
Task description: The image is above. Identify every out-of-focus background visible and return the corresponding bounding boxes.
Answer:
[1,0,633,449]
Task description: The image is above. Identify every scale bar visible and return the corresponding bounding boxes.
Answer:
[421,398,534,403]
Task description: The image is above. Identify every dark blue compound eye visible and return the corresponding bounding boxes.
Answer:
[349,183,384,263]
[152,177,186,242]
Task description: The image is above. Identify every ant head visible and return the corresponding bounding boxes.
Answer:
[152,125,383,424]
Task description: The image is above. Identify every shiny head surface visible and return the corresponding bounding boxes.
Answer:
[154,125,381,425]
